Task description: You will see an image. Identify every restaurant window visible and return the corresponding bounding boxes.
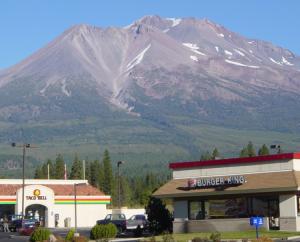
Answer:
[189,197,249,219]
[189,201,204,220]
[252,197,279,217]
[207,198,249,218]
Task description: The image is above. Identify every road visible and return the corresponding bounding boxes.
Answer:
[0,232,27,242]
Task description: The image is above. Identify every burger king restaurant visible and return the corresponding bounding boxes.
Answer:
[0,179,110,228]
[154,153,300,232]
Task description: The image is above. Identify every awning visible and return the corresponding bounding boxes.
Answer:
[153,171,300,198]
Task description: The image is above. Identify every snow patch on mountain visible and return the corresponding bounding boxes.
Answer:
[126,44,151,72]
[217,33,225,38]
[40,83,51,95]
[61,79,71,97]
[163,28,170,33]
[182,43,206,56]
[234,49,245,56]
[282,56,294,66]
[123,23,134,29]
[225,59,260,68]
[269,57,282,66]
[248,41,255,44]
[215,46,219,52]
[190,56,198,62]
[166,18,182,27]
[224,50,233,56]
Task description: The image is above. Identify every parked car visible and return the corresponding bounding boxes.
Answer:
[11,218,39,232]
[0,215,22,232]
[0,215,38,232]
[97,214,127,233]
[126,214,148,231]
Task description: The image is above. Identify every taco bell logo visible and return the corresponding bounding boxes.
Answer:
[188,179,197,188]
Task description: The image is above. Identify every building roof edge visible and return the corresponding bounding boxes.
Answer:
[169,152,300,169]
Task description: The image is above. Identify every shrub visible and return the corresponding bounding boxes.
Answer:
[146,196,173,234]
[90,223,117,240]
[73,235,88,242]
[192,237,209,242]
[210,232,221,242]
[29,227,51,242]
[65,228,75,242]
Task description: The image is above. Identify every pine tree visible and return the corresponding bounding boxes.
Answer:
[98,162,105,190]
[90,160,100,187]
[240,147,248,157]
[247,141,256,157]
[258,144,270,155]
[102,150,114,195]
[34,166,43,179]
[85,160,91,182]
[200,151,211,161]
[120,176,131,207]
[212,148,220,159]
[70,154,83,179]
[55,154,65,179]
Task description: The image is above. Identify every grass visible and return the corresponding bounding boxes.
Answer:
[154,230,300,242]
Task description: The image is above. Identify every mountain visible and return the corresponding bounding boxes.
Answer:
[0,15,300,175]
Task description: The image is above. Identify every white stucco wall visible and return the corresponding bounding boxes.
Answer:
[173,159,293,179]
[13,181,110,228]
[16,185,55,227]
[292,159,300,171]
[53,203,107,228]
[279,194,297,217]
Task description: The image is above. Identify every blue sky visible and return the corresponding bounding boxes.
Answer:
[0,0,299,69]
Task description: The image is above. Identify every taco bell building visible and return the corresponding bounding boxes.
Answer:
[0,179,110,227]
[154,153,300,232]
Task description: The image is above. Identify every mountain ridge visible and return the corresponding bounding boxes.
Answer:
[0,15,300,173]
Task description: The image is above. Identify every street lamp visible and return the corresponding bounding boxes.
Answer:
[11,142,36,225]
[74,182,86,237]
[117,161,124,209]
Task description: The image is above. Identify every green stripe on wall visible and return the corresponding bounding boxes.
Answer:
[0,202,16,204]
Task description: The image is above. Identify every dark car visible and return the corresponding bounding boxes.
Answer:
[97,214,127,233]
[126,214,148,231]
[0,215,38,232]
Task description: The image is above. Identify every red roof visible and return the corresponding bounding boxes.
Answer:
[169,152,300,170]
[0,184,105,196]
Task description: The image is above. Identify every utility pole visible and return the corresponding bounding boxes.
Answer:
[117,161,124,208]
[11,142,37,226]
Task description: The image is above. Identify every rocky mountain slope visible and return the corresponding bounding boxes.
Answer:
[0,15,300,167]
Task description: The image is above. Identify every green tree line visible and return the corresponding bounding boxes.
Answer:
[200,142,279,160]
[34,149,167,207]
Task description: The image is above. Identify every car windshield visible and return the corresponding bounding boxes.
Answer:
[129,215,145,220]
[109,214,125,220]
